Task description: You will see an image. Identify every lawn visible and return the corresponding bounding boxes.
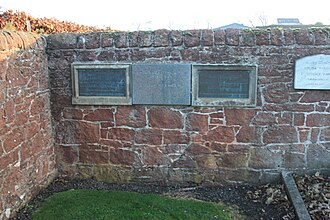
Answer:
[32,189,242,220]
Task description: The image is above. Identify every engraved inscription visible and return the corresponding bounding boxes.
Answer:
[78,69,126,96]
[199,70,249,98]
[295,54,330,90]
[192,64,257,107]
[132,64,191,105]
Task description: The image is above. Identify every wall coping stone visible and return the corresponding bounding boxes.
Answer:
[46,28,330,50]
[0,31,46,51]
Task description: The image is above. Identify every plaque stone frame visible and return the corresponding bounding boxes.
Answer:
[71,63,132,105]
[192,64,257,107]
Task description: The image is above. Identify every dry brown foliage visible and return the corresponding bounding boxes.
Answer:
[0,10,114,34]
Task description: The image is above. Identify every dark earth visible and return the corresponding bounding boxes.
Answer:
[12,177,295,220]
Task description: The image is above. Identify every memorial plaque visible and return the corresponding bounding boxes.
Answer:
[78,69,127,96]
[198,70,250,98]
[72,63,132,105]
[294,54,330,90]
[132,64,191,105]
[192,65,257,107]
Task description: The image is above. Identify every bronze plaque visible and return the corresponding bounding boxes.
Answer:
[78,69,127,97]
[198,70,250,98]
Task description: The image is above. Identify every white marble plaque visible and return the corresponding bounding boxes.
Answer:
[294,54,330,90]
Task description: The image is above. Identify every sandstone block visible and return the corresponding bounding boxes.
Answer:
[263,126,298,144]
[63,108,84,120]
[295,29,314,45]
[252,112,277,126]
[128,31,139,47]
[236,126,261,144]
[194,154,217,169]
[249,148,283,169]
[306,114,330,127]
[294,113,305,126]
[84,109,114,122]
[3,127,25,152]
[110,148,134,166]
[80,144,108,164]
[97,51,115,61]
[85,33,100,49]
[183,30,200,47]
[209,142,227,152]
[47,33,78,49]
[170,30,183,46]
[154,29,170,47]
[225,29,239,46]
[135,129,162,145]
[320,128,330,141]
[181,48,199,61]
[314,29,328,45]
[186,113,209,133]
[201,29,213,46]
[148,108,183,129]
[300,91,330,103]
[138,31,154,47]
[57,145,78,164]
[100,33,114,48]
[114,32,128,48]
[30,95,46,115]
[214,29,225,45]
[172,155,197,168]
[283,152,305,168]
[216,153,248,168]
[263,83,289,104]
[307,144,330,168]
[204,126,235,143]
[240,30,256,46]
[0,149,19,171]
[107,128,135,142]
[116,106,146,128]
[163,130,190,144]
[255,30,270,45]
[270,29,283,46]
[186,143,211,155]
[139,146,167,166]
[56,121,99,144]
[225,108,256,126]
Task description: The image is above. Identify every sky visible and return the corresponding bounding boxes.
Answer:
[1,0,330,31]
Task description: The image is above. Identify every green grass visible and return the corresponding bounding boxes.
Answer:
[32,189,242,220]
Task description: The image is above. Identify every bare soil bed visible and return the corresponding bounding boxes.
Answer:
[12,177,295,220]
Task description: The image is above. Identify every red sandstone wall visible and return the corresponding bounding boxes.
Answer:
[0,31,56,219]
[47,29,330,185]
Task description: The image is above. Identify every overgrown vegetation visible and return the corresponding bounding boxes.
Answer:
[0,10,114,33]
[32,189,242,220]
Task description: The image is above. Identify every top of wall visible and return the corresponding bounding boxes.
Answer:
[46,28,330,50]
[0,31,46,51]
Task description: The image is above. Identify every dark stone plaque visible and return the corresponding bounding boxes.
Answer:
[132,64,191,105]
[192,65,257,107]
[78,69,126,97]
[198,70,250,98]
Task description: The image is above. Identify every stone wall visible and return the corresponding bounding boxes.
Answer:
[47,29,330,185]
[0,31,56,219]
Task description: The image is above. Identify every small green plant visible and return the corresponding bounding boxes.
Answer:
[32,189,243,220]
[26,204,34,211]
